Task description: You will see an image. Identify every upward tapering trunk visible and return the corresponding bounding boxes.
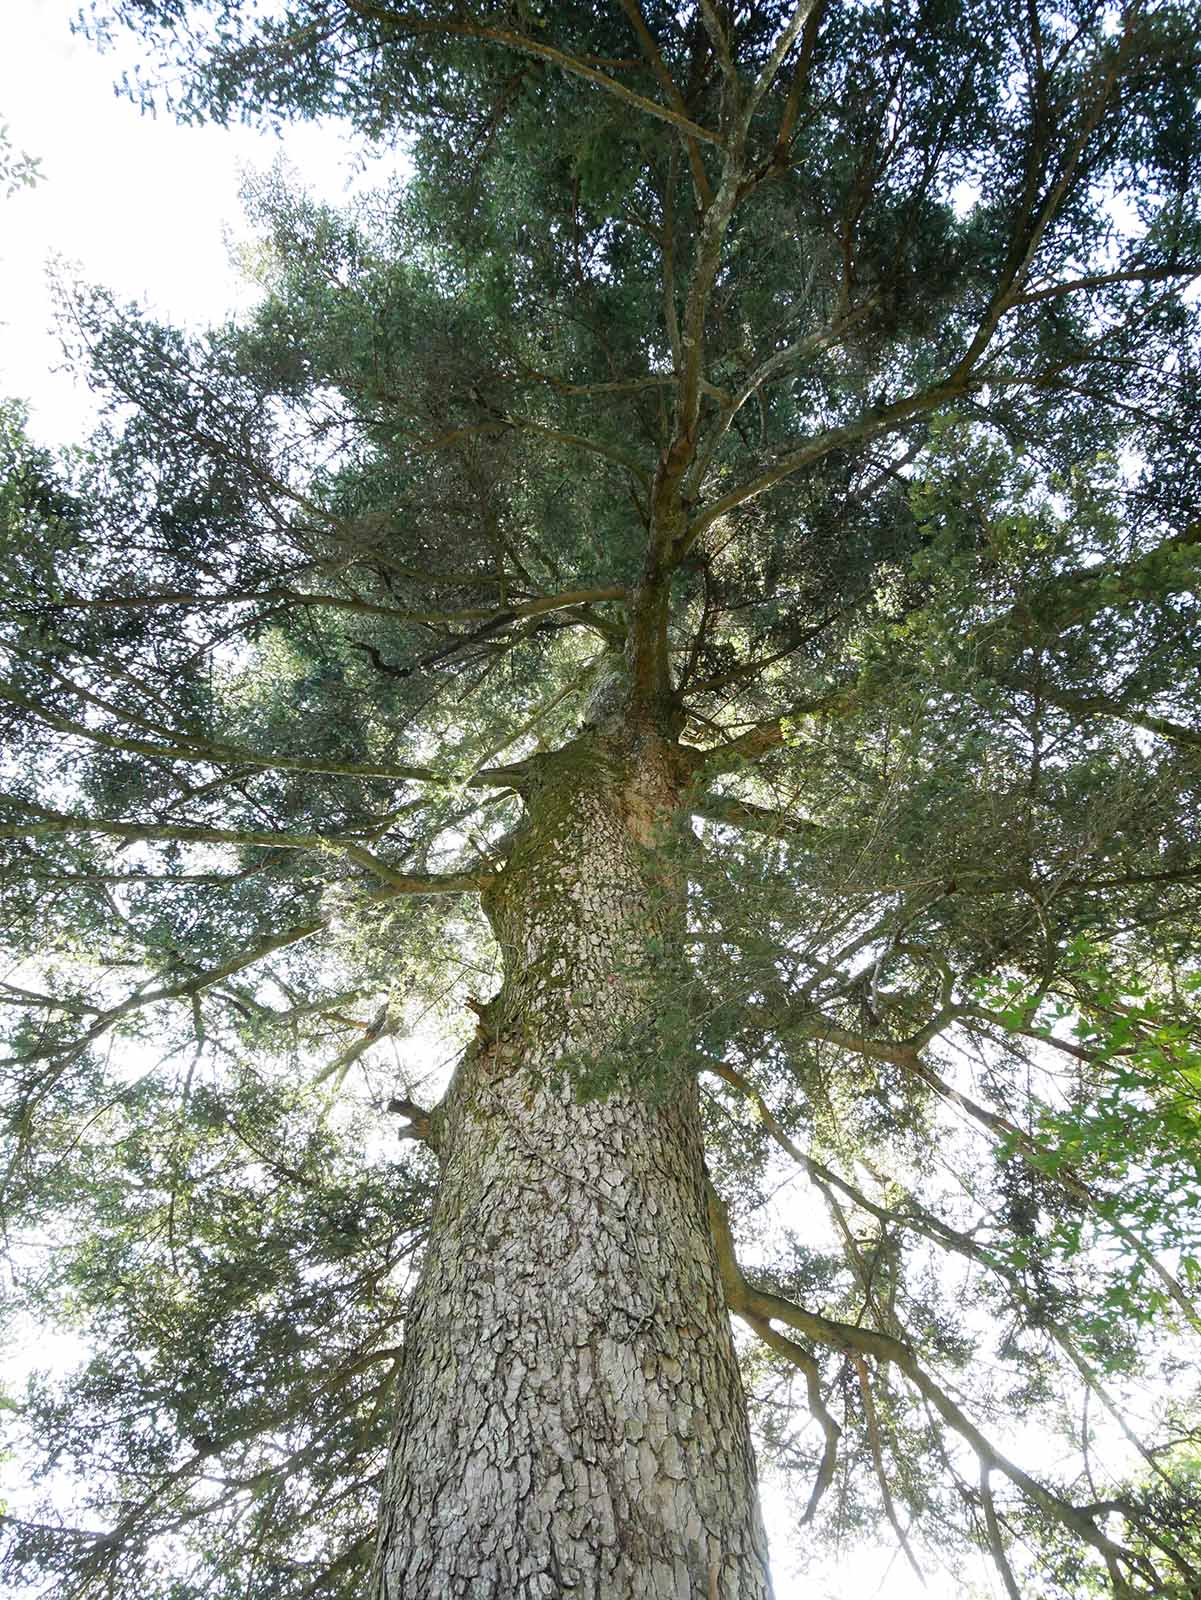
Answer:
[371,727,772,1599]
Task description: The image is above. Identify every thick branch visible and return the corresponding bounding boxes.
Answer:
[706,1182,1148,1585]
[685,523,1201,777]
[687,689,857,774]
[689,791,822,839]
[18,583,625,629]
[1031,685,1201,752]
[685,379,964,547]
[1013,264,1201,306]
[703,1054,1173,1489]
[0,796,498,890]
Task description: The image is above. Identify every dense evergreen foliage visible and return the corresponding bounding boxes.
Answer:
[3,1,1201,1594]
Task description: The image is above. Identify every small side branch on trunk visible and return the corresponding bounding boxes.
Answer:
[386,1096,435,1146]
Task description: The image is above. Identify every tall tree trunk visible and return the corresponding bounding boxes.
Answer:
[371,725,773,1599]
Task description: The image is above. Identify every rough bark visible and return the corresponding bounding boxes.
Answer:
[371,724,772,1599]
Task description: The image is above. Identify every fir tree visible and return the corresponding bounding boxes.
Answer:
[3,3,1201,1596]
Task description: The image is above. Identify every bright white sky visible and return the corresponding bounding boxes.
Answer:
[0,7,1020,1597]
[0,0,408,448]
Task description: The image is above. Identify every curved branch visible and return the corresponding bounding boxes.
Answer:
[689,791,823,839]
[706,1180,1154,1590]
[617,0,713,207]
[15,583,626,629]
[705,1178,841,1526]
[853,1353,925,1584]
[685,688,857,774]
[0,677,535,789]
[489,412,652,486]
[702,1055,1174,1490]
[1033,685,1201,752]
[340,1,725,147]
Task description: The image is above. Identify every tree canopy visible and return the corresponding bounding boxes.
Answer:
[3,1,1201,1596]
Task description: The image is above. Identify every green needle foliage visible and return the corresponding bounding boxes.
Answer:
[2,2,1201,1596]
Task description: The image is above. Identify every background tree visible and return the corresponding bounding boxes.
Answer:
[3,1,1201,1595]
[0,124,41,199]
